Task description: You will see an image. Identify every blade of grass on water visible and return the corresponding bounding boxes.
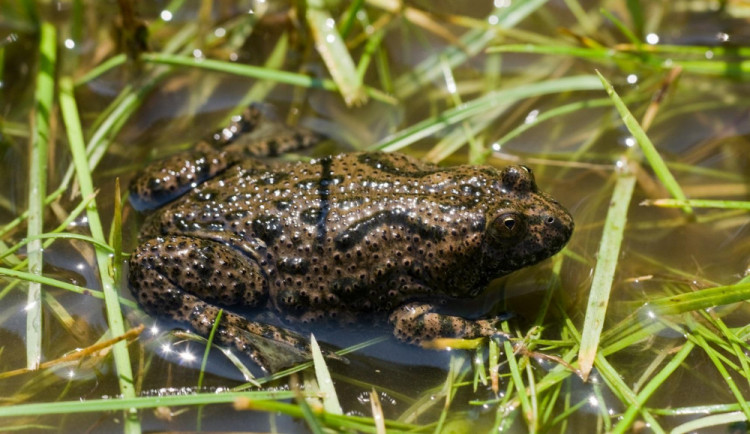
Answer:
[59,76,140,433]
[638,282,750,317]
[643,198,750,210]
[0,390,295,418]
[671,411,747,434]
[26,21,56,370]
[596,70,692,216]
[610,341,694,434]
[577,164,636,380]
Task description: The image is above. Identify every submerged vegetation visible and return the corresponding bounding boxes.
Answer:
[0,0,749,432]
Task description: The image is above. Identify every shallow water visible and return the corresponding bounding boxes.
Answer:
[1,1,750,432]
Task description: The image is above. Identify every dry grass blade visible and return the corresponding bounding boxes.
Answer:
[306,0,366,106]
[311,334,342,415]
[370,388,386,434]
[0,325,144,380]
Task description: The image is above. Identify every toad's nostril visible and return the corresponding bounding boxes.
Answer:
[546,216,555,224]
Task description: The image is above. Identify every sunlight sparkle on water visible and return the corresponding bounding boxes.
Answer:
[646,33,659,45]
[588,395,599,407]
[626,74,638,84]
[444,73,457,94]
[150,325,160,336]
[160,10,173,21]
[524,109,539,124]
[64,39,75,49]
[494,0,511,7]
[179,349,197,363]
[161,343,172,354]
[214,27,226,38]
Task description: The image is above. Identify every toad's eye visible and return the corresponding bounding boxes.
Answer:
[488,212,527,242]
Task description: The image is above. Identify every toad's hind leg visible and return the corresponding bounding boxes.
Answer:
[389,302,510,345]
[129,235,313,372]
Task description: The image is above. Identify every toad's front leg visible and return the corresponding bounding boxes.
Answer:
[129,235,314,373]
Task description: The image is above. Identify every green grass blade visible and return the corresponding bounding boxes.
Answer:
[338,0,365,38]
[671,411,746,434]
[197,309,223,392]
[639,282,750,316]
[140,52,395,105]
[597,70,692,215]
[0,232,115,261]
[625,0,645,40]
[0,267,137,311]
[487,44,614,60]
[59,77,140,433]
[373,75,602,153]
[73,53,125,86]
[26,21,56,370]
[578,169,636,380]
[600,9,642,47]
[196,309,223,430]
[0,390,295,418]
[642,198,750,210]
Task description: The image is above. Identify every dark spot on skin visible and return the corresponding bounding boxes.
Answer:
[278,257,310,275]
[300,207,322,225]
[252,215,282,244]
